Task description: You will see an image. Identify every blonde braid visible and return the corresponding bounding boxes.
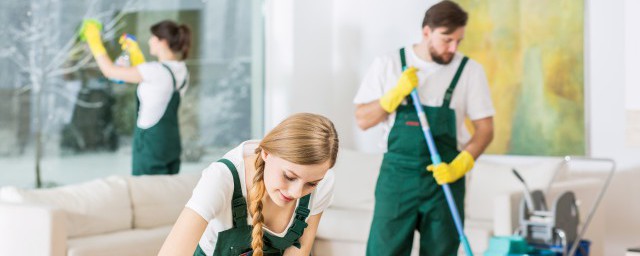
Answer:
[249,148,266,256]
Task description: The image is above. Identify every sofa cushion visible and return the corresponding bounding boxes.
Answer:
[0,202,67,256]
[67,225,172,256]
[316,207,373,242]
[127,173,200,229]
[466,157,563,221]
[0,176,131,238]
[331,149,382,210]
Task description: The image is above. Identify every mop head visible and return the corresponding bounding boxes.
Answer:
[78,19,103,42]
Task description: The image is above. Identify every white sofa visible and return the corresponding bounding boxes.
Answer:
[313,150,608,256]
[0,151,608,256]
[0,173,200,256]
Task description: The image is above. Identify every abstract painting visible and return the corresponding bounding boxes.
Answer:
[456,0,585,155]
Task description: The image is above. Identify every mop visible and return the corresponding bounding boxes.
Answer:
[408,87,474,256]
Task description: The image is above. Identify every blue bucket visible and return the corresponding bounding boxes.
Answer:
[485,237,590,256]
[484,236,554,256]
[547,240,591,256]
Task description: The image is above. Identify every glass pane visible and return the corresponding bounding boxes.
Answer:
[0,0,263,188]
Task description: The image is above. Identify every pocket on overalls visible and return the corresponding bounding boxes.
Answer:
[373,170,401,218]
[374,158,416,219]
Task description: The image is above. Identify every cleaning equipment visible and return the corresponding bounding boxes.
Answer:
[514,168,580,255]
[484,157,615,256]
[484,236,554,256]
[111,47,131,84]
[110,33,142,84]
[407,84,473,255]
[119,33,146,66]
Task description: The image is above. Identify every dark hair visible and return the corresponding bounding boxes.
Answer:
[150,20,192,60]
[422,0,468,34]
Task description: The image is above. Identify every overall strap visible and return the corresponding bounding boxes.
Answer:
[399,48,470,108]
[160,63,188,91]
[217,158,248,228]
[400,47,407,70]
[443,56,469,107]
[263,194,312,250]
[178,70,189,91]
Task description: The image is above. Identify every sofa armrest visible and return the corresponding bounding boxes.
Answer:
[492,191,522,236]
[0,202,67,256]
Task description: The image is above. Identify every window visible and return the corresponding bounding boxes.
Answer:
[0,0,264,187]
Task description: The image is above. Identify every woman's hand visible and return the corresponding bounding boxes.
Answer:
[79,19,106,57]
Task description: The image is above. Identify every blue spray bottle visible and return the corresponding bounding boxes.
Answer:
[110,33,135,84]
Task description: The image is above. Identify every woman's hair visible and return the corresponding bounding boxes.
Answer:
[150,20,192,60]
[249,113,339,256]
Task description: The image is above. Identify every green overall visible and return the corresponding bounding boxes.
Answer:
[132,63,187,175]
[366,48,469,256]
[194,159,312,256]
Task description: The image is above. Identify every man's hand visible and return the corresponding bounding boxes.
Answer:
[379,67,419,113]
[426,151,475,185]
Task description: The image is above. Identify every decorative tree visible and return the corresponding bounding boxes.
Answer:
[0,0,138,188]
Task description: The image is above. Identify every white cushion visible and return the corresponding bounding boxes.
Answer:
[127,173,200,229]
[316,207,373,243]
[0,202,67,256]
[330,149,382,210]
[0,176,131,238]
[466,157,563,221]
[313,239,367,256]
[67,225,172,256]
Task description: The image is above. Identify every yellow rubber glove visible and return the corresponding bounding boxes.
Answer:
[119,34,146,66]
[379,67,419,113]
[426,151,475,185]
[79,19,106,57]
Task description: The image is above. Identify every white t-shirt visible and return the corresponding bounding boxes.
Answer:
[136,61,189,129]
[185,140,335,255]
[353,45,495,151]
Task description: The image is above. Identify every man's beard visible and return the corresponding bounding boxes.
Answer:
[429,45,454,65]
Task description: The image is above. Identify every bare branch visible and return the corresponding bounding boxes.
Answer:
[0,47,17,58]
[44,88,104,108]
[83,0,100,19]
[49,45,92,72]
[46,36,81,71]
[103,0,140,32]
[47,53,94,77]
[103,22,127,40]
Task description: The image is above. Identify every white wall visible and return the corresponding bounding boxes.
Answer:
[265,0,640,254]
[265,0,438,152]
[265,0,640,165]
[625,0,640,111]
[589,0,640,169]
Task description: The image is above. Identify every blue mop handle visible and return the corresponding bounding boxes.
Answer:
[409,90,473,256]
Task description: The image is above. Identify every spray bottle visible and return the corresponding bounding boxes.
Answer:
[110,33,135,84]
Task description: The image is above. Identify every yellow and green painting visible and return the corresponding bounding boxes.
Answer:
[457,0,585,156]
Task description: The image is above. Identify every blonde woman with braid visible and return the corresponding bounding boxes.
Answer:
[159,113,339,256]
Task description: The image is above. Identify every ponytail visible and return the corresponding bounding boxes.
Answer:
[177,25,191,59]
[150,20,192,60]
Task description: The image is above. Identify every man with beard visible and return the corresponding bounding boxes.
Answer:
[353,1,494,255]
